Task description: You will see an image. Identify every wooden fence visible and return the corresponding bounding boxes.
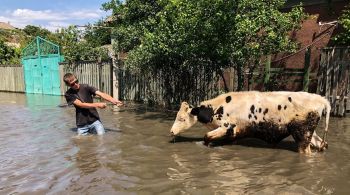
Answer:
[59,60,113,95]
[0,47,349,115]
[317,47,350,116]
[246,49,316,92]
[0,65,25,93]
[118,67,223,107]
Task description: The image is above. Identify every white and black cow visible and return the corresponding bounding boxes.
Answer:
[170,91,331,154]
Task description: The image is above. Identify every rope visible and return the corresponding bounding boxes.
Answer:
[271,24,337,63]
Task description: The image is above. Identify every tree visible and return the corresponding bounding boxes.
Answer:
[55,25,109,62]
[22,25,53,40]
[333,4,350,45]
[104,0,306,106]
[84,19,111,47]
[0,39,19,64]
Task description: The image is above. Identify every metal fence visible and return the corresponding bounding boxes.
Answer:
[0,65,25,93]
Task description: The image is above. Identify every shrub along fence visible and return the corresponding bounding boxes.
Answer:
[0,65,25,93]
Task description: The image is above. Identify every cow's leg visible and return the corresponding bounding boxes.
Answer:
[291,130,313,154]
[204,122,236,146]
[311,131,328,151]
[288,112,320,154]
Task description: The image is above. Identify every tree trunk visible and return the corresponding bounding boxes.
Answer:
[218,69,229,92]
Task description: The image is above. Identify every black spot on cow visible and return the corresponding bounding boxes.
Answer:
[263,108,269,115]
[216,106,224,115]
[226,124,236,137]
[259,108,262,113]
[227,113,230,117]
[226,96,232,103]
[279,119,281,122]
[263,117,266,121]
[190,105,214,124]
[284,105,287,110]
[254,115,258,120]
[250,105,255,114]
[278,105,282,110]
[217,114,223,120]
[248,114,252,119]
[288,97,292,102]
[296,114,299,117]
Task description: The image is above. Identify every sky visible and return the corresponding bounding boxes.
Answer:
[0,0,112,31]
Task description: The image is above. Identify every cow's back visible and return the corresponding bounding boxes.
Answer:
[200,91,328,124]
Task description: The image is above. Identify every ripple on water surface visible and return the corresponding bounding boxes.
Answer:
[0,92,349,194]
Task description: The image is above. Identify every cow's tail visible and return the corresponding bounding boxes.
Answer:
[322,98,331,144]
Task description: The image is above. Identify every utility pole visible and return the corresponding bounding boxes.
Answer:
[111,37,119,102]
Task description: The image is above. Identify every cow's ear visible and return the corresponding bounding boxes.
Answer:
[190,107,200,115]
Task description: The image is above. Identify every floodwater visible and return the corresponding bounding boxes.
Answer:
[0,92,349,195]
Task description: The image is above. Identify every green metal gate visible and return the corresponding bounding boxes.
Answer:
[21,36,63,95]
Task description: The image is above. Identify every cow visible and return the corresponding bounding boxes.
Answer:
[170,91,331,154]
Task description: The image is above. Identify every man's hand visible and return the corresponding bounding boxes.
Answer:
[95,91,123,107]
[95,102,107,109]
[110,99,123,106]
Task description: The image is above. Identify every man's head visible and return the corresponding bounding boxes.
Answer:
[63,73,80,90]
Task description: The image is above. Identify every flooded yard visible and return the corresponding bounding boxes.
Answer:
[0,92,349,194]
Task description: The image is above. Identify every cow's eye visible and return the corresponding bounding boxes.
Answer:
[179,117,186,122]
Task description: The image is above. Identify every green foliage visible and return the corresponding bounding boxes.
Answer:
[23,25,50,38]
[0,39,20,64]
[333,4,350,46]
[104,0,305,86]
[55,25,109,62]
[1,21,113,65]
[84,20,111,47]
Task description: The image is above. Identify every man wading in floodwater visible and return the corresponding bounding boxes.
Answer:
[63,73,123,135]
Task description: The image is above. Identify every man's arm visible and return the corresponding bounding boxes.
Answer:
[73,99,107,109]
[95,91,123,106]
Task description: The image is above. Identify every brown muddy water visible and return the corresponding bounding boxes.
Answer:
[0,92,349,195]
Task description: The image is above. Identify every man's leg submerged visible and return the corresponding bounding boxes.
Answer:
[92,120,105,135]
[77,125,90,135]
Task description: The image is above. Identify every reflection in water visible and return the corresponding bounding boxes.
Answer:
[168,154,192,181]
[26,93,62,110]
[72,136,103,175]
[0,92,349,194]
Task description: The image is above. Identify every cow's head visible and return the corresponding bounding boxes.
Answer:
[170,102,198,136]
[170,102,215,136]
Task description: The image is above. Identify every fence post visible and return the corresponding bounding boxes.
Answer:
[303,47,311,91]
[263,55,271,91]
[98,58,102,92]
